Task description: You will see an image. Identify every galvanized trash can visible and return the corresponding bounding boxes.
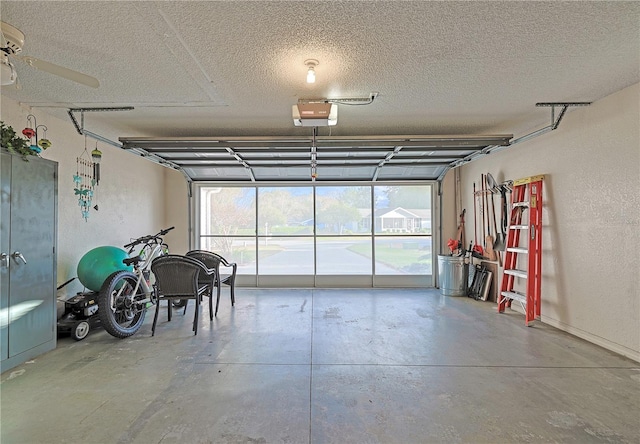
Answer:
[437,255,468,296]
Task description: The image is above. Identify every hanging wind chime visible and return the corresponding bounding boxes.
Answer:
[91,142,102,211]
[74,137,101,221]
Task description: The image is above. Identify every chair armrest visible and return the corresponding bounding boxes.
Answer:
[201,266,216,278]
[230,262,237,278]
[219,256,232,267]
[189,257,216,278]
[219,257,237,275]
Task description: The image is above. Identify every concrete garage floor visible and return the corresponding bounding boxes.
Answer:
[1,288,639,443]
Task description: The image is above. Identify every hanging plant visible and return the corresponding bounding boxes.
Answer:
[0,121,34,160]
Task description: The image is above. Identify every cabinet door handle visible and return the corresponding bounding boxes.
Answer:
[1,253,8,268]
[12,251,27,264]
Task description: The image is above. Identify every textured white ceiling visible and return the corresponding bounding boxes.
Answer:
[1,1,638,180]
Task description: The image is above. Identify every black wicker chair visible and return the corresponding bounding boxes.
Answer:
[150,255,215,335]
[186,250,237,316]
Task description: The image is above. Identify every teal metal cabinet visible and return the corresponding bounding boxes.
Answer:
[1,152,58,373]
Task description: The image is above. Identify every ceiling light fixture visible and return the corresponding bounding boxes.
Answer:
[304,59,318,83]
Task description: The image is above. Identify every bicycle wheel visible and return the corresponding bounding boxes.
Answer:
[98,271,147,338]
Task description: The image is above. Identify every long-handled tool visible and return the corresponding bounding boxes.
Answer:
[492,185,506,252]
[490,187,503,265]
[480,175,485,250]
[500,184,509,245]
[483,174,497,260]
[486,173,504,249]
[456,209,466,249]
[487,173,504,266]
[473,182,478,247]
[472,182,484,256]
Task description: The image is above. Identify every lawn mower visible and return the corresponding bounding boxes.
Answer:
[57,289,101,341]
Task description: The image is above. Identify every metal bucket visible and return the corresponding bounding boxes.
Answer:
[437,255,468,296]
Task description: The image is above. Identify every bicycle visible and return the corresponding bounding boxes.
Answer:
[97,227,174,338]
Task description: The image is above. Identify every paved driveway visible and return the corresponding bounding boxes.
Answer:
[236,238,432,275]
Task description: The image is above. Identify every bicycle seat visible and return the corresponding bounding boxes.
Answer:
[122,256,142,266]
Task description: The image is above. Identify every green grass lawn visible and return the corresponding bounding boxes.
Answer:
[348,243,431,271]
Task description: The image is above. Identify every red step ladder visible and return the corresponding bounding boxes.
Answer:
[498,175,544,326]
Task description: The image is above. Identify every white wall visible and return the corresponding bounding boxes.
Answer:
[451,83,640,361]
[1,97,171,298]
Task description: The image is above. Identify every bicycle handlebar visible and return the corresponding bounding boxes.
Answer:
[123,227,174,249]
[159,226,175,236]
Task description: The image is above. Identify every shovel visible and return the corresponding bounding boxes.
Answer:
[486,173,505,252]
[483,174,497,261]
[493,184,507,252]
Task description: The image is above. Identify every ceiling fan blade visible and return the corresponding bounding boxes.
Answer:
[16,55,99,88]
